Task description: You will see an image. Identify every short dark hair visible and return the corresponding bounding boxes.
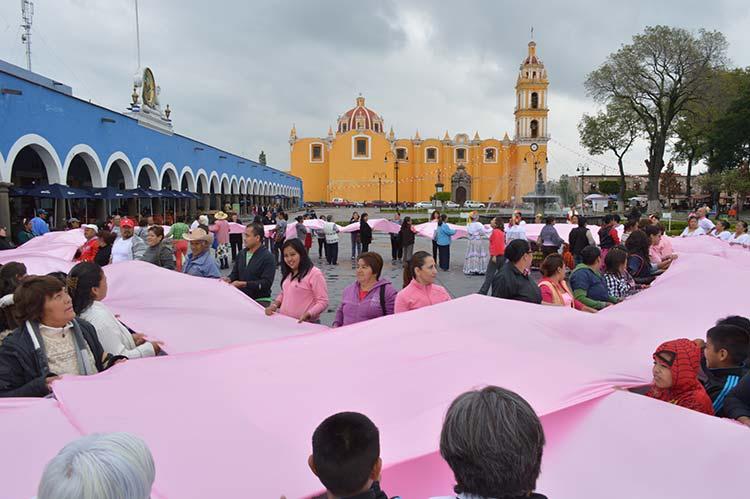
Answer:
[358,252,383,279]
[540,254,564,277]
[637,218,651,229]
[643,224,660,237]
[613,214,621,223]
[247,222,265,240]
[577,216,587,228]
[97,230,117,246]
[312,412,380,497]
[68,262,104,315]
[717,315,750,336]
[602,214,613,225]
[0,261,27,296]
[13,276,66,323]
[440,386,545,497]
[580,245,601,266]
[604,247,627,273]
[505,239,530,264]
[717,220,730,231]
[706,324,750,365]
[544,216,555,225]
[623,220,637,232]
[148,225,164,239]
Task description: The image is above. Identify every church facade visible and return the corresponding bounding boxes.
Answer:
[290,41,550,205]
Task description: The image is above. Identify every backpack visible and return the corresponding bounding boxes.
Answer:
[379,284,387,316]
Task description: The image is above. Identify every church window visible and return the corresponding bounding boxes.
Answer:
[342,123,348,133]
[356,118,364,129]
[311,144,323,162]
[426,147,437,162]
[531,92,539,109]
[374,123,380,133]
[455,148,467,161]
[356,138,368,157]
[396,148,407,160]
[530,120,539,138]
[533,71,536,79]
[484,148,496,162]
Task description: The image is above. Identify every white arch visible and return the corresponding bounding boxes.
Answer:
[160,162,180,191]
[135,157,160,190]
[220,174,230,194]
[179,166,197,192]
[62,144,105,188]
[250,179,258,195]
[239,178,246,196]
[3,133,64,184]
[103,151,136,189]
[230,175,239,195]
[209,171,220,193]
[195,169,209,193]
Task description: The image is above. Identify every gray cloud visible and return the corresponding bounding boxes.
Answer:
[1,0,748,180]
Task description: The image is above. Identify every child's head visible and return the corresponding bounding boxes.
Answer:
[310,412,382,497]
[705,324,749,369]
[652,338,702,392]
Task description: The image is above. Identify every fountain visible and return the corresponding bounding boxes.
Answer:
[521,169,561,216]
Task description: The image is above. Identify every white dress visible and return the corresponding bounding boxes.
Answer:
[680,227,706,238]
[728,233,750,246]
[80,301,155,358]
[463,222,491,275]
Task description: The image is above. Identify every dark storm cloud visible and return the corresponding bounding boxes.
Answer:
[1,0,748,177]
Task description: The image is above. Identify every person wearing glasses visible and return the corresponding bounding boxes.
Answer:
[491,239,541,304]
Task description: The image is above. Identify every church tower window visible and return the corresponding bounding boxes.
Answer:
[374,123,380,133]
[342,123,348,132]
[531,92,539,109]
[455,148,467,161]
[355,138,367,156]
[426,147,437,163]
[530,120,539,138]
[484,148,496,162]
[310,143,323,162]
[396,147,407,160]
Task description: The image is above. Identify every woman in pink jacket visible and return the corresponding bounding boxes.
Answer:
[395,251,451,313]
[266,238,328,323]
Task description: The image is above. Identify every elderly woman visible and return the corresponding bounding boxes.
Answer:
[182,227,221,278]
[729,220,750,246]
[0,275,124,397]
[538,254,595,312]
[680,215,706,237]
[463,213,492,275]
[141,226,176,270]
[37,432,155,499]
[440,386,547,499]
[68,262,162,358]
[333,252,397,327]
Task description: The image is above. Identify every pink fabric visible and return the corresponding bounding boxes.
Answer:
[209,220,231,244]
[272,266,329,321]
[1,237,749,498]
[394,279,451,313]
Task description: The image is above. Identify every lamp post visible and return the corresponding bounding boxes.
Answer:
[372,171,387,202]
[384,153,400,206]
[576,163,590,213]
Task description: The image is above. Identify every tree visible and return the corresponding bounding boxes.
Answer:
[554,175,576,206]
[696,172,724,207]
[433,191,451,202]
[578,101,639,211]
[660,162,681,207]
[585,26,728,213]
[258,150,267,165]
[705,71,750,172]
[722,165,750,216]
[598,180,620,195]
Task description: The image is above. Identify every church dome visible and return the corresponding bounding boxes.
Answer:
[338,95,384,134]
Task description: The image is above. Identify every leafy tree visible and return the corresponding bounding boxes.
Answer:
[258,150,267,165]
[722,165,750,216]
[696,172,724,207]
[578,101,639,210]
[598,180,621,196]
[433,192,452,202]
[660,162,682,207]
[585,26,728,213]
[705,71,750,172]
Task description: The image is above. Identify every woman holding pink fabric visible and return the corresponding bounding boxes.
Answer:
[266,238,328,323]
[209,211,231,270]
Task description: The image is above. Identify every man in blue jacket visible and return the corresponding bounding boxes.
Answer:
[30,209,50,236]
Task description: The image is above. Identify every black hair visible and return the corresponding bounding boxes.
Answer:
[613,214,621,223]
[248,222,265,240]
[545,216,555,225]
[717,220,730,231]
[736,220,748,232]
[46,272,68,285]
[706,324,750,365]
[312,412,380,497]
[505,239,531,264]
[67,262,104,315]
[625,229,650,261]
[540,254,564,277]
[0,262,27,296]
[580,245,601,266]
[404,250,431,288]
[296,215,304,223]
[643,224,660,238]
[602,214,613,225]
[623,220,637,232]
[577,216,587,228]
[438,213,447,226]
[604,247,628,273]
[361,212,368,221]
[717,316,750,336]
[280,238,313,284]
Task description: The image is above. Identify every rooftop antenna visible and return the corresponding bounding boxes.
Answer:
[134,0,141,71]
[20,0,34,71]
[530,26,534,41]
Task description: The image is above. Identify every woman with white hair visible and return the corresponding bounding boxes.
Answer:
[37,432,155,499]
[463,212,491,275]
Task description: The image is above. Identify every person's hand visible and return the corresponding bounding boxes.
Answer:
[231,281,246,289]
[738,416,750,428]
[132,333,146,346]
[583,306,597,313]
[670,254,679,260]
[45,375,61,391]
[693,338,706,349]
[150,340,165,355]
[114,358,127,366]
[265,304,278,316]
[298,311,312,323]
[220,277,231,283]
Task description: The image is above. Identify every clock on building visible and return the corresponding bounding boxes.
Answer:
[530,142,539,152]
[142,68,156,108]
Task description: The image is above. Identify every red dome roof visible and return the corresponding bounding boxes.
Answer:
[340,96,381,131]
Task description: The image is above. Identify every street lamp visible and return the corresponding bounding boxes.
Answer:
[372,171,387,202]
[576,163,590,213]
[384,153,400,206]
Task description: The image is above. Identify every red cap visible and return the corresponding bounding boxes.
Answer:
[120,218,135,229]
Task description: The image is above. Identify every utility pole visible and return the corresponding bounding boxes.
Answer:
[20,0,34,71]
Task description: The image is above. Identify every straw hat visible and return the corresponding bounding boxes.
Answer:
[183,227,213,243]
[214,211,228,220]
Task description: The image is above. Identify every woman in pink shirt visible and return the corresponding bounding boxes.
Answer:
[210,211,232,270]
[395,251,451,313]
[266,239,328,323]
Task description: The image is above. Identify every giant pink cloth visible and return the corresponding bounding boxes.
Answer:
[0,238,748,498]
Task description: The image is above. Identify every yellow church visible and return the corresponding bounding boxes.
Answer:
[290,41,549,205]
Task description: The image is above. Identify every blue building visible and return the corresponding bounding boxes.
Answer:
[0,59,302,230]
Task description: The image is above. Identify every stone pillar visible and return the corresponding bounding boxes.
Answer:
[55,199,66,230]
[0,183,12,234]
[189,198,197,219]
[95,199,107,223]
[153,198,163,218]
[202,194,210,212]
[214,194,222,211]
[127,199,137,217]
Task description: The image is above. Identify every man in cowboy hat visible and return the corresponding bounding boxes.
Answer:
[183,227,221,278]
[111,218,146,263]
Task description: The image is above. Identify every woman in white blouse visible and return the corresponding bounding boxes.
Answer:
[67,262,162,358]
[729,220,750,246]
[680,216,706,237]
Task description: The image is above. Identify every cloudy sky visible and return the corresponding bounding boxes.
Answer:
[1,0,748,179]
